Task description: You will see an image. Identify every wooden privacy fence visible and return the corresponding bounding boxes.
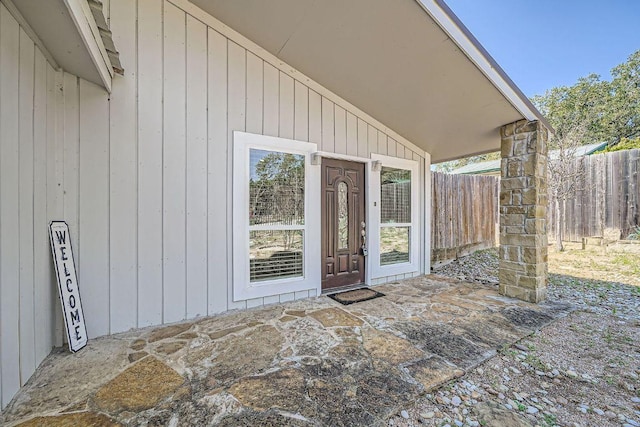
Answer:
[550,149,640,241]
[431,172,500,265]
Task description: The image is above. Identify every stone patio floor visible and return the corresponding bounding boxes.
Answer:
[1,275,572,426]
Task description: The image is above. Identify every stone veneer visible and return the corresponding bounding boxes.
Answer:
[499,119,549,303]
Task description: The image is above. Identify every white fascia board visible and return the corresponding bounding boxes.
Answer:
[63,0,113,92]
[415,0,541,125]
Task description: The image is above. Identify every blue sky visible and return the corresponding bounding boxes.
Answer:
[444,0,640,98]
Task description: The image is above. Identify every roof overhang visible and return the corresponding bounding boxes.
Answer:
[188,0,550,162]
[5,0,119,92]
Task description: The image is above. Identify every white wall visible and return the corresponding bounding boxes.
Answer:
[0,0,429,409]
[0,2,60,409]
[65,0,427,336]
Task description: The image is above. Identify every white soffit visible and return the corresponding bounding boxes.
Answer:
[7,0,115,92]
[189,0,548,163]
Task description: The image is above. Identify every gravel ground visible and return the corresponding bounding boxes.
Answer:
[388,243,640,427]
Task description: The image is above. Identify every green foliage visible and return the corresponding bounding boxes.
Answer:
[249,151,304,227]
[438,50,640,172]
[627,225,640,240]
[604,137,640,153]
[543,413,558,426]
[532,73,610,144]
[532,50,640,147]
[435,151,500,173]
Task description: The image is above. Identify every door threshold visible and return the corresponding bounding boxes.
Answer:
[321,283,369,296]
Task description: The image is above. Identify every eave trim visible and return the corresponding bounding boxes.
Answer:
[63,0,113,92]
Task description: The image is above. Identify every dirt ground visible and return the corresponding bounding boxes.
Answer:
[392,242,640,427]
[548,241,640,287]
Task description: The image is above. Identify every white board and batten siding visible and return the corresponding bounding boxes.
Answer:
[0,3,58,409]
[0,0,430,409]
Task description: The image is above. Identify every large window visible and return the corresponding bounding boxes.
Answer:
[249,150,305,282]
[370,154,420,277]
[380,166,411,265]
[233,132,319,301]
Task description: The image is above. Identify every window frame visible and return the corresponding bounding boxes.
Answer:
[369,153,420,278]
[233,132,320,301]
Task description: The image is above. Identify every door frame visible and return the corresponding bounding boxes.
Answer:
[314,151,373,291]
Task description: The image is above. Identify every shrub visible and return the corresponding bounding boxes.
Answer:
[604,137,640,153]
[627,226,640,240]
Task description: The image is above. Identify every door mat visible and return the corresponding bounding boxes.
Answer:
[328,288,385,305]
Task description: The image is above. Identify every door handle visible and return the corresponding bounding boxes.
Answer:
[360,222,368,256]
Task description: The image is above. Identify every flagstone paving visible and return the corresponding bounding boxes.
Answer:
[1,275,572,426]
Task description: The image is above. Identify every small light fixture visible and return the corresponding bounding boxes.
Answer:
[311,152,322,165]
[371,160,382,172]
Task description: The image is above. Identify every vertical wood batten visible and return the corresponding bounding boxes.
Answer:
[356,118,367,158]
[346,112,357,156]
[294,290,309,300]
[137,0,163,327]
[78,79,110,338]
[33,49,53,365]
[294,80,308,142]
[48,65,64,348]
[185,15,208,318]
[367,124,377,156]
[321,97,334,152]
[334,105,346,154]
[245,51,263,135]
[207,28,228,314]
[387,138,397,157]
[0,3,21,405]
[109,0,138,333]
[278,72,294,139]
[163,2,188,323]
[62,72,80,271]
[308,90,321,144]
[18,27,36,384]
[226,40,247,310]
[263,62,279,138]
[377,132,387,155]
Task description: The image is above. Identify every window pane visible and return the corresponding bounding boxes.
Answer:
[380,227,410,265]
[250,230,303,282]
[338,182,348,249]
[250,149,305,226]
[380,166,411,223]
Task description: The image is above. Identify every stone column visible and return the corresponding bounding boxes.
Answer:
[499,119,548,303]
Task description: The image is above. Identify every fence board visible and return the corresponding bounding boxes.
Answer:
[431,172,499,265]
[550,149,640,240]
[431,149,640,266]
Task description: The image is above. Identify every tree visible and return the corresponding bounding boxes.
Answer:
[607,50,640,142]
[547,121,590,251]
[250,152,304,250]
[532,74,610,145]
[535,50,640,249]
[533,50,640,148]
[602,136,640,153]
[434,151,500,172]
[443,50,640,174]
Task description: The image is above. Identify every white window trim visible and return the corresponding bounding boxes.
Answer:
[369,153,420,278]
[232,131,320,301]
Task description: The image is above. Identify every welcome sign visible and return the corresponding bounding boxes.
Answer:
[49,221,88,352]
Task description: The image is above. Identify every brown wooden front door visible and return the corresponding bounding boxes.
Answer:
[321,158,366,290]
